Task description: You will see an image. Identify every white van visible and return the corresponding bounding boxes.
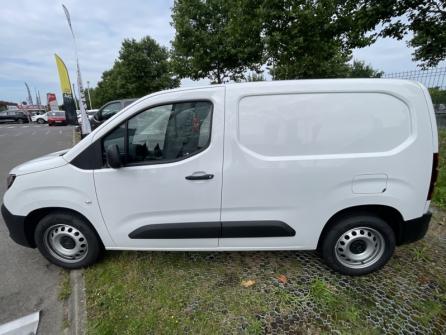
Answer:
[1,80,439,275]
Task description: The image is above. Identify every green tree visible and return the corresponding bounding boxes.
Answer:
[92,36,179,107]
[263,0,446,77]
[170,0,445,84]
[377,0,446,68]
[262,1,360,79]
[346,60,383,78]
[171,0,264,83]
[246,72,266,82]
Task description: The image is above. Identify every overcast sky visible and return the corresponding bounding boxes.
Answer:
[0,0,434,104]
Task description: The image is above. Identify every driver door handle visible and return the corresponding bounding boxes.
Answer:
[185,173,214,180]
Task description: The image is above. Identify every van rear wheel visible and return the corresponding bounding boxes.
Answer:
[34,212,102,269]
[320,214,395,275]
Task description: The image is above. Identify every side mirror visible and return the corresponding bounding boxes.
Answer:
[94,111,102,122]
[106,144,122,168]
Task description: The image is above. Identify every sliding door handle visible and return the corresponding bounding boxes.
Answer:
[185,173,214,180]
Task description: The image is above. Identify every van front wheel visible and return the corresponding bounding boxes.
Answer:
[34,212,102,269]
[320,214,395,275]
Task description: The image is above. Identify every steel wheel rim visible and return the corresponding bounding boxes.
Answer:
[334,227,385,269]
[43,224,88,263]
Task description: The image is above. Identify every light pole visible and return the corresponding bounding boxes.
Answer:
[62,4,91,134]
[86,80,93,109]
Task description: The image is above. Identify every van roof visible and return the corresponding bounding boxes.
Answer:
[149,78,422,96]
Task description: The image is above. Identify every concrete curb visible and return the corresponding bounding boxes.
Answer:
[64,270,86,335]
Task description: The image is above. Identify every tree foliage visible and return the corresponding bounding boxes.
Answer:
[172,0,388,81]
[171,0,445,83]
[346,60,383,78]
[246,72,266,82]
[377,0,446,68]
[91,36,179,107]
[171,0,264,83]
[262,1,373,79]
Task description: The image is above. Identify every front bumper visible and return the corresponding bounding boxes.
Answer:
[1,204,33,248]
[397,212,432,245]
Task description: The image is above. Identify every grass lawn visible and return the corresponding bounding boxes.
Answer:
[84,130,446,334]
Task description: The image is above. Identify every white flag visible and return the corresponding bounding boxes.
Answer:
[62,4,91,134]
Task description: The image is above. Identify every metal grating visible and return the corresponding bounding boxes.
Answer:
[383,67,446,89]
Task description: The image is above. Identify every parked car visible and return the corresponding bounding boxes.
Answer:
[1,80,439,275]
[48,111,67,126]
[31,112,48,124]
[90,99,137,130]
[0,110,29,124]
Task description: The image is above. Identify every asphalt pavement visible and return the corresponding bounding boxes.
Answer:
[0,123,75,334]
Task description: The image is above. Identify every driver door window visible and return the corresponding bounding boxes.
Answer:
[103,101,212,166]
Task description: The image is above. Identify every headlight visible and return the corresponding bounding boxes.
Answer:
[7,174,16,189]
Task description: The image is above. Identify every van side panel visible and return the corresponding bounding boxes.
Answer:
[220,80,433,249]
[238,93,411,156]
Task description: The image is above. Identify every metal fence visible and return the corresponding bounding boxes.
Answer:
[383,67,446,89]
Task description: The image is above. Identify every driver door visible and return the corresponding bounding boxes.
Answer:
[93,88,224,249]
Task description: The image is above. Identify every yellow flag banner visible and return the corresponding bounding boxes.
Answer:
[55,54,72,94]
[54,54,77,124]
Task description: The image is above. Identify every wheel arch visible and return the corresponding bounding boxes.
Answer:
[317,205,405,250]
[23,207,104,248]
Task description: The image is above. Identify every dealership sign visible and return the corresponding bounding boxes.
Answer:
[47,93,59,111]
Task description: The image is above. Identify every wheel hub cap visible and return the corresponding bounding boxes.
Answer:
[349,240,367,254]
[334,227,385,269]
[60,236,76,249]
[43,224,88,263]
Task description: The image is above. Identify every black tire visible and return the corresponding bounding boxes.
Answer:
[34,211,103,269]
[17,119,24,124]
[37,118,45,124]
[320,213,395,276]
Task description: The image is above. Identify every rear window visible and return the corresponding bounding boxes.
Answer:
[238,93,411,156]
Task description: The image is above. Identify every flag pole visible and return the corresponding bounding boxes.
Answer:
[72,83,79,110]
[62,4,91,134]
[86,80,93,109]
